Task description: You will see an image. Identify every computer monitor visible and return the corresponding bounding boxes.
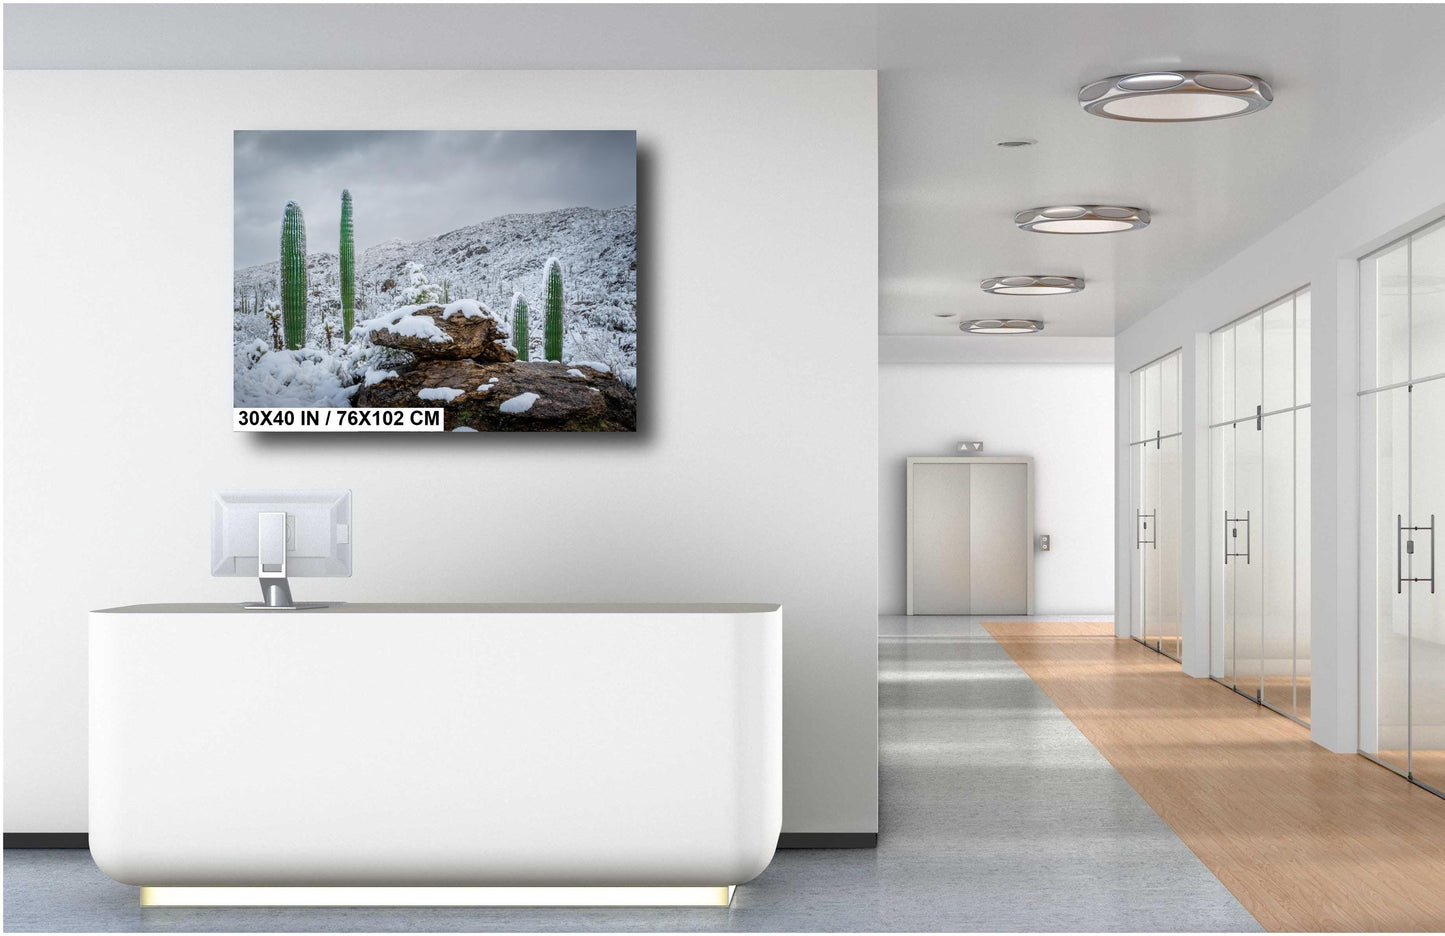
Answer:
[210,490,352,609]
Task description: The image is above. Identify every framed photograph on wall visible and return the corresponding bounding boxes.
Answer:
[232,130,637,432]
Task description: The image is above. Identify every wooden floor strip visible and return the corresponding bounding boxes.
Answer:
[983,620,1445,933]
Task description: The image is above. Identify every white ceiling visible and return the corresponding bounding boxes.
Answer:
[10,3,1445,336]
[876,5,1445,336]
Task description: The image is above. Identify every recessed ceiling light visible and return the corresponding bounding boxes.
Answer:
[996,139,1037,148]
[1015,205,1150,234]
[981,275,1084,296]
[960,319,1044,335]
[1079,71,1272,122]
[933,311,958,318]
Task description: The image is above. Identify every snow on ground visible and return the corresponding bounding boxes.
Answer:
[499,392,540,414]
[566,368,587,378]
[233,341,357,407]
[364,368,398,387]
[418,387,466,402]
[452,427,479,432]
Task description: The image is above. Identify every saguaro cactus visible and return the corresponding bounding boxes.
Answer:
[280,201,308,350]
[511,293,530,361]
[339,190,355,337]
[543,257,564,362]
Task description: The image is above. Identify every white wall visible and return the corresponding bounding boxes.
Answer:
[2,70,879,834]
[879,361,1115,616]
[1114,109,1445,754]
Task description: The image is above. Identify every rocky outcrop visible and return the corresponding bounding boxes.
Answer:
[355,359,636,432]
[368,305,517,362]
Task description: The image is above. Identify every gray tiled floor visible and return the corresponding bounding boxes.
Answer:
[3,615,1260,932]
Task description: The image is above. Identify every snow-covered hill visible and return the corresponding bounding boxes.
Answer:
[234,205,636,376]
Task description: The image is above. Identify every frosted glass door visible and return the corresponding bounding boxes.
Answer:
[1130,350,1183,662]
[1211,424,1234,682]
[1210,289,1311,720]
[1410,379,1445,791]
[1261,411,1296,712]
[1363,387,1412,772]
[1153,435,1183,658]
[1132,443,1147,641]
[1360,218,1445,784]
[1232,421,1264,697]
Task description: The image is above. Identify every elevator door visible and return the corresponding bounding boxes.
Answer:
[907,458,1033,615]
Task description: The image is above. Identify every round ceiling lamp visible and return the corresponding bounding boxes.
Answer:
[1015,205,1150,234]
[981,275,1084,296]
[959,319,1044,335]
[1079,71,1272,122]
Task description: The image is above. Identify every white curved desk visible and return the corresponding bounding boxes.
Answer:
[88,603,781,906]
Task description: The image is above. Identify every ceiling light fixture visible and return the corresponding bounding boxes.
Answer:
[959,319,1044,335]
[1015,205,1149,234]
[1079,71,1272,122]
[981,275,1084,296]
[996,139,1037,148]
[933,311,958,318]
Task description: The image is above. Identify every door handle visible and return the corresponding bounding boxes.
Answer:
[1136,509,1157,550]
[1400,514,1437,595]
[1225,510,1250,565]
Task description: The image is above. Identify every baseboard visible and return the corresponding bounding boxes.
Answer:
[5,833,88,848]
[7,831,878,850]
[776,832,877,848]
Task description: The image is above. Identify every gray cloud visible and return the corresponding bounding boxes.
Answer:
[234,130,636,268]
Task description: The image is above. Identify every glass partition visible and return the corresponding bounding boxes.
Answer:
[1130,350,1183,662]
[1209,288,1312,723]
[1361,217,1445,793]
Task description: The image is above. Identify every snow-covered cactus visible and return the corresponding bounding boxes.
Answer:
[512,293,530,362]
[400,262,443,305]
[543,257,564,361]
[280,201,307,350]
[339,190,355,338]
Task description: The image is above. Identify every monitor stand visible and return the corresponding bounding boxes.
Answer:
[244,576,330,611]
[243,511,331,610]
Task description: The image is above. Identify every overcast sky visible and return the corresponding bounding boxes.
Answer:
[234,130,636,268]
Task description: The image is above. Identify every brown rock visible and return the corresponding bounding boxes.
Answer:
[367,305,517,362]
[353,360,636,432]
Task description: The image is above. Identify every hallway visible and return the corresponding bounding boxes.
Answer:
[987,620,1445,932]
[3,616,1256,932]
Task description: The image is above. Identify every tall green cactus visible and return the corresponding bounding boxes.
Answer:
[339,190,355,338]
[543,257,564,361]
[511,293,530,361]
[280,201,307,350]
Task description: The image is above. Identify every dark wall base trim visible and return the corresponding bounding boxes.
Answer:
[7,831,878,851]
[5,833,89,849]
[777,832,877,849]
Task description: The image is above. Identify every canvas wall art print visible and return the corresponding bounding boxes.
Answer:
[233,130,637,432]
